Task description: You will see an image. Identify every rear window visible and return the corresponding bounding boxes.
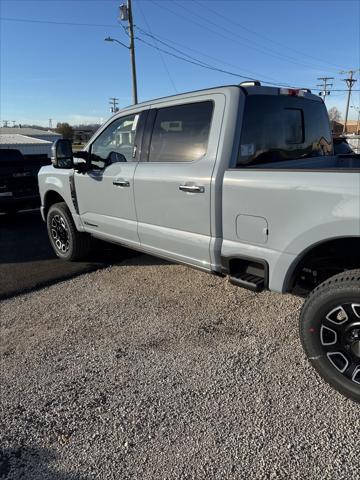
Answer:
[237,95,332,167]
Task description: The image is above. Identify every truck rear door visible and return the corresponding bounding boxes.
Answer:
[133,95,225,270]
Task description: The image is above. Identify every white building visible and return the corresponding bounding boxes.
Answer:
[0,134,53,157]
[0,127,61,144]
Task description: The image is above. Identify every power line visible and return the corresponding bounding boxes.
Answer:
[193,0,348,71]
[0,16,120,28]
[135,26,360,94]
[135,2,177,93]
[135,30,360,91]
[173,0,338,72]
[136,36,300,87]
[135,37,257,81]
[152,0,340,73]
[135,26,288,86]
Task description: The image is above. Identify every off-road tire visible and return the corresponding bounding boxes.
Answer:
[299,270,360,403]
[47,202,91,261]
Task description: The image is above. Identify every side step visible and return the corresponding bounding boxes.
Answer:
[229,273,265,292]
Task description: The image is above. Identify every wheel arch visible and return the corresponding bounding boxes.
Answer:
[43,190,67,218]
[283,236,360,295]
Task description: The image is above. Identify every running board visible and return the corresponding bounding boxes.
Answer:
[229,273,265,292]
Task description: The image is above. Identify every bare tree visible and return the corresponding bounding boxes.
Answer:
[328,107,342,122]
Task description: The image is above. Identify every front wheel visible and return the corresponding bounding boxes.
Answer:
[300,270,360,403]
[47,202,91,261]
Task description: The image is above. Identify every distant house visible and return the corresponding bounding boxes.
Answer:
[344,120,360,135]
[330,120,360,136]
[0,127,61,143]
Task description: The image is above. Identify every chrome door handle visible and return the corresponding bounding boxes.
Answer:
[113,179,130,187]
[179,184,205,193]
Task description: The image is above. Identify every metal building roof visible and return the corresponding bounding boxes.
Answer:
[0,134,52,146]
[0,127,61,137]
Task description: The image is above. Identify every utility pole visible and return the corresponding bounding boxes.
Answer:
[351,106,360,134]
[105,2,138,105]
[127,0,138,104]
[340,70,358,134]
[49,118,53,129]
[317,77,334,102]
[119,1,138,104]
[109,97,119,113]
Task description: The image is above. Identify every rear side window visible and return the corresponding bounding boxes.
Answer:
[237,95,332,167]
[148,101,213,163]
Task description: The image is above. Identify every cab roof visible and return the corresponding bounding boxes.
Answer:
[119,82,321,114]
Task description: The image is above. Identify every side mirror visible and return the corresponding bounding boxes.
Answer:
[51,139,73,169]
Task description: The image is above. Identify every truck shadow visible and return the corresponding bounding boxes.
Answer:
[0,209,153,300]
[0,209,134,264]
[0,446,83,480]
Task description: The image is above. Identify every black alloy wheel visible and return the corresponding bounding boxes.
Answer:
[50,213,70,254]
[300,270,360,403]
[46,202,91,261]
[318,303,360,384]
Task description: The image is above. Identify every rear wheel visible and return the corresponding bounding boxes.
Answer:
[47,202,91,261]
[299,270,360,403]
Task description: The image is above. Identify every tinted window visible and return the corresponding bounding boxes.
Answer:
[91,114,139,166]
[284,109,303,144]
[237,95,332,167]
[148,101,213,163]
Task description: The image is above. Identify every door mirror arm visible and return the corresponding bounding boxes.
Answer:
[73,161,89,174]
[73,150,91,173]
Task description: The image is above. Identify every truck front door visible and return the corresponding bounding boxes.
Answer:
[74,111,146,247]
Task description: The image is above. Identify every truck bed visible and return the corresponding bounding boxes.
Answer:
[248,154,360,170]
[222,166,360,293]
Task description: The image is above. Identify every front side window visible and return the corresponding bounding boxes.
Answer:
[237,95,332,167]
[91,114,139,167]
[148,101,213,163]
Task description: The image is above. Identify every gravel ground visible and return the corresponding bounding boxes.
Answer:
[1,255,359,480]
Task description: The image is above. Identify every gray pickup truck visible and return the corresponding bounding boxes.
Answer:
[38,83,360,402]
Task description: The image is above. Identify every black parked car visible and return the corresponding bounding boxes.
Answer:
[0,148,51,215]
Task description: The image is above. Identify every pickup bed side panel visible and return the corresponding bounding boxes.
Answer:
[222,170,360,292]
